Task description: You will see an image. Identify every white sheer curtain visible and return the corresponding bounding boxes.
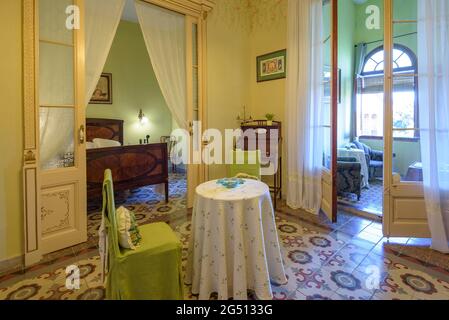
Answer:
[285,0,323,214]
[85,0,125,105]
[418,0,449,253]
[39,0,124,168]
[135,0,188,130]
[40,108,75,169]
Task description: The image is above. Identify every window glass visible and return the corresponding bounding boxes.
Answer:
[357,45,417,138]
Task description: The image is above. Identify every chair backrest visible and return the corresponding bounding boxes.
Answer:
[102,169,121,258]
[352,140,372,156]
[227,150,261,179]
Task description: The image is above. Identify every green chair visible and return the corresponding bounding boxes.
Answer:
[102,169,183,300]
[227,149,261,180]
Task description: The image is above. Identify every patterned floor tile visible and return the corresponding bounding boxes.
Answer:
[378,268,449,300]
[323,239,373,273]
[271,267,300,300]
[355,230,383,244]
[371,289,414,300]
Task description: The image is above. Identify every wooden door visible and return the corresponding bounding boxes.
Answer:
[186,15,207,208]
[321,0,338,222]
[38,0,87,254]
[382,0,429,237]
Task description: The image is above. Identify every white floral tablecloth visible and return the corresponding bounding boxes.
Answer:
[185,179,287,300]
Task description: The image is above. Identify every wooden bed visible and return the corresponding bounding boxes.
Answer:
[86,118,169,201]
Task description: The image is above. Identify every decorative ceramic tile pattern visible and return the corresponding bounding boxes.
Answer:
[1,174,449,300]
[338,179,383,216]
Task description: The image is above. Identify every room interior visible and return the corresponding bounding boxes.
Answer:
[0,0,448,302]
[84,2,187,215]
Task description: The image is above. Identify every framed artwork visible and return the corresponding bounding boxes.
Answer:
[257,49,287,82]
[90,73,113,104]
[323,66,341,104]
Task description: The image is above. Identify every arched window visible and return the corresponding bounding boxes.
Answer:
[357,44,418,139]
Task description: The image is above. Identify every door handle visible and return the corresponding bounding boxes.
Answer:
[189,121,193,136]
[202,138,211,147]
[79,125,85,144]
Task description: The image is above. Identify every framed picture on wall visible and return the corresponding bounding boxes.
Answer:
[257,49,287,82]
[90,73,113,104]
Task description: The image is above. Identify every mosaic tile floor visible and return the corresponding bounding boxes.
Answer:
[338,179,383,216]
[1,175,449,300]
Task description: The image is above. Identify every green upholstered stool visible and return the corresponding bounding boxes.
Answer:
[102,169,183,300]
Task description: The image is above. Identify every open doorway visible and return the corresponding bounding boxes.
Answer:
[334,0,421,219]
[84,1,188,239]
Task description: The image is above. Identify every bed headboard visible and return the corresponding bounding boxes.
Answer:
[86,118,124,145]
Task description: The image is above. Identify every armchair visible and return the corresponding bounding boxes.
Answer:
[351,140,383,179]
[337,157,363,201]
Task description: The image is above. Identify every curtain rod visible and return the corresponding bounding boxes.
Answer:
[354,32,417,47]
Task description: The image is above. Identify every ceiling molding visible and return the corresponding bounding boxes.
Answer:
[141,0,215,17]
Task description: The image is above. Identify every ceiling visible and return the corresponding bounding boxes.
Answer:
[122,0,138,23]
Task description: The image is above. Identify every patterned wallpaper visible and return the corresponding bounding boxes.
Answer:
[210,0,287,33]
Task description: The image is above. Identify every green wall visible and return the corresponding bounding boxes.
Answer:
[87,20,173,145]
[360,137,421,177]
[354,0,417,54]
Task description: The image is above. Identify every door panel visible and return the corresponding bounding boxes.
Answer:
[186,17,205,208]
[321,169,333,218]
[383,0,429,238]
[38,0,87,254]
[321,0,337,222]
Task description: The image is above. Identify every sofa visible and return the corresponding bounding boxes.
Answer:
[351,140,384,179]
[337,157,363,201]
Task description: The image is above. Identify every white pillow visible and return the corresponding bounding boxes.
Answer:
[116,206,141,250]
[93,138,121,148]
[86,142,96,150]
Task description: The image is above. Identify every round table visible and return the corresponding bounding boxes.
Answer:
[185,179,287,300]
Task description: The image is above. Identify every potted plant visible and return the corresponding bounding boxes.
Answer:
[265,113,275,126]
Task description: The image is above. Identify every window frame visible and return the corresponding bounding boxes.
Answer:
[357,44,419,141]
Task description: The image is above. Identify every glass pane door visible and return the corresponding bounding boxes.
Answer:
[39,0,76,170]
[320,0,337,222]
[322,0,332,170]
[37,0,87,254]
[392,1,421,182]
